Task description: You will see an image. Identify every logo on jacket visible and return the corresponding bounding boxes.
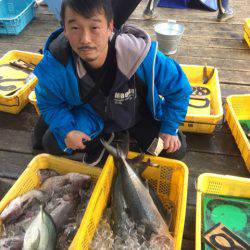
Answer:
[114,89,136,104]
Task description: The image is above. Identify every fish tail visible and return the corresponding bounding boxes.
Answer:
[100,138,119,158]
[116,144,126,160]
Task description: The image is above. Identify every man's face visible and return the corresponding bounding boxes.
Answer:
[64,6,113,67]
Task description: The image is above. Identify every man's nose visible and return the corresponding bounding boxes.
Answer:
[80,30,91,44]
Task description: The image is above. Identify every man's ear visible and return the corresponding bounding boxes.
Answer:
[108,19,114,33]
[64,25,69,40]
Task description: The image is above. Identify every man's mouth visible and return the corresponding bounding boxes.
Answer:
[78,47,96,52]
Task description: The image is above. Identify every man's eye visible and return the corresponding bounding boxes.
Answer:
[71,27,78,30]
[92,26,100,30]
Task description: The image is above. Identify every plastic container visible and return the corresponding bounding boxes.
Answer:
[0,50,43,114]
[244,18,250,37]
[154,20,184,55]
[179,64,223,134]
[196,173,250,250]
[0,154,102,248]
[0,0,35,35]
[71,152,189,250]
[244,18,250,47]
[28,90,39,115]
[225,94,250,172]
[244,32,250,47]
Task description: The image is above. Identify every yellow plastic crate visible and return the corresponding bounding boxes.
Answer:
[244,32,250,47]
[244,18,250,37]
[195,173,250,250]
[71,152,189,250]
[180,64,223,134]
[0,50,43,114]
[28,90,39,115]
[0,154,102,248]
[225,94,250,172]
[244,18,250,47]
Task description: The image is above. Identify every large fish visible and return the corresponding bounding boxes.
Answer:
[105,132,130,239]
[101,136,174,249]
[23,206,56,250]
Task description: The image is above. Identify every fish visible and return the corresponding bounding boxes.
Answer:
[50,196,78,232]
[40,173,91,194]
[203,64,215,84]
[110,166,130,239]
[102,134,172,227]
[147,184,172,229]
[23,206,56,250]
[101,135,174,249]
[104,132,130,237]
[0,190,49,224]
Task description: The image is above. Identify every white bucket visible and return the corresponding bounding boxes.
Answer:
[154,20,185,55]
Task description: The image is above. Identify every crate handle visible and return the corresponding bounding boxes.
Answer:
[0,22,5,29]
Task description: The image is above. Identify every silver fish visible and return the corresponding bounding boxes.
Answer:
[102,138,174,249]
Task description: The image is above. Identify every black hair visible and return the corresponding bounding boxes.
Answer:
[61,0,113,24]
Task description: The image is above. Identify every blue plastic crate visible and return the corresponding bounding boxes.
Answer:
[0,0,35,35]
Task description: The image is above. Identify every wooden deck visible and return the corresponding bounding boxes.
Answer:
[0,1,250,249]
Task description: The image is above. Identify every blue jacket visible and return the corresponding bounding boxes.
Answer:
[34,26,192,153]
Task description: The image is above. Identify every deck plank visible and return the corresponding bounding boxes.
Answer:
[0,151,33,179]
[0,178,15,199]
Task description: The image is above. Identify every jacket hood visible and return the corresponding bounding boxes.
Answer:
[115,24,151,79]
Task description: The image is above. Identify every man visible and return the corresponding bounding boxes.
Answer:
[33,0,192,166]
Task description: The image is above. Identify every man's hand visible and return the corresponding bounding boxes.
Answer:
[65,130,91,150]
[159,132,181,153]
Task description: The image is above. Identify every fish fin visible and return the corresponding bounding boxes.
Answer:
[138,160,149,176]
[128,153,145,165]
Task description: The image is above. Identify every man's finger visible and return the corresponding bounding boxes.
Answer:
[82,133,91,141]
[171,140,177,153]
[163,137,170,150]
[177,139,181,150]
[167,140,175,152]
